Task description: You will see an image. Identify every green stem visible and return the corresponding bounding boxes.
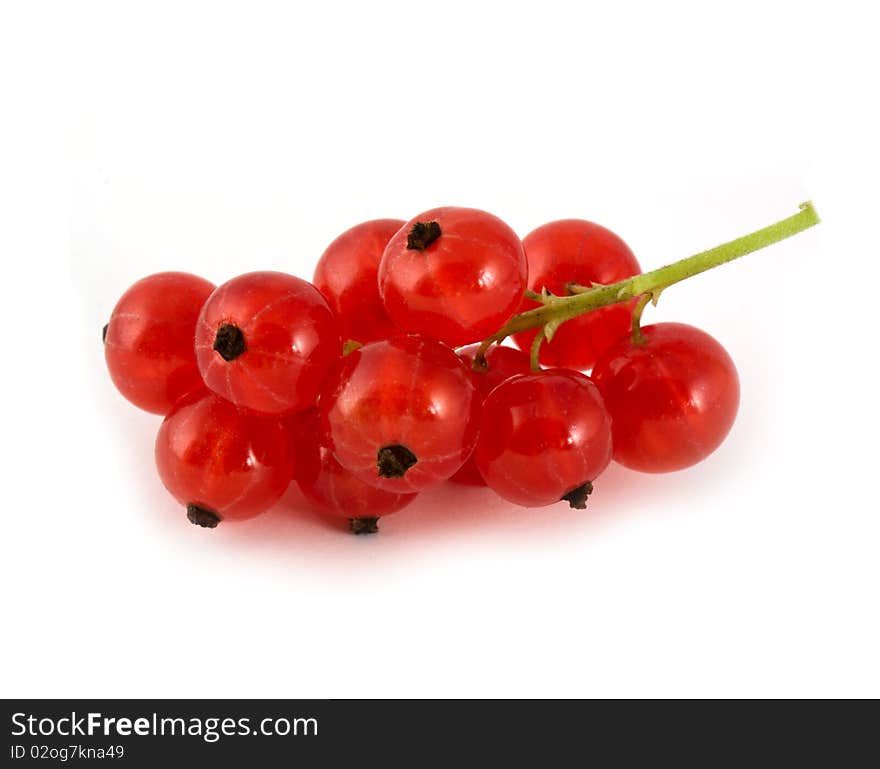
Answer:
[476,201,819,363]
[529,327,545,371]
[630,292,653,345]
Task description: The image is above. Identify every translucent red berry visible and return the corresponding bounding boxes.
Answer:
[319,335,480,493]
[378,207,527,346]
[292,410,417,534]
[195,271,341,415]
[591,322,740,473]
[155,389,295,526]
[104,272,216,414]
[513,220,641,370]
[313,218,405,344]
[449,344,533,486]
[474,369,613,508]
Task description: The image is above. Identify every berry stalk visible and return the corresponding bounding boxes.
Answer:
[476,201,820,367]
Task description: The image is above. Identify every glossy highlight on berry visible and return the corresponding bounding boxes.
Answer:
[591,322,740,473]
[379,207,528,347]
[319,335,480,493]
[195,271,341,415]
[155,389,295,524]
[474,369,613,507]
[313,218,405,344]
[104,271,216,414]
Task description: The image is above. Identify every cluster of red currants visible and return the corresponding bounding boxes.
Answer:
[104,207,740,533]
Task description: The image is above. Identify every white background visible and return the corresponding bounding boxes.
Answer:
[2,0,878,697]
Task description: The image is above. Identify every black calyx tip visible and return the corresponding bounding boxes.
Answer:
[406,221,442,251]
[377,444,418,478]
[349,516,379,535]
[213,324,247,362]
[187,504,221,528]
[102,323,109,343]
[561,481,594,510]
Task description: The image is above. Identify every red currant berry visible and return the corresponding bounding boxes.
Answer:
[591,322,740,473]
[319,335,480,493]
[449,344,533,486]
[378,207,527,346]
[512,220,641,370]
[195,271,341,415]
[104,272,215,414]
[474,369,613,508]
[292,411,417,534]
[155,389,295,526]
[313,218,405,344]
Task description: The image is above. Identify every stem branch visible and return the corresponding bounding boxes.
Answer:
[529,327,545,371]
[476,201,819,364]
[630,292,653,345]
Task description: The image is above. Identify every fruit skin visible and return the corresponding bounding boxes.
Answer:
[195,271,341,415]
[512,219,641,370]
[449,344,533,486]
[591,322,740,473]
[155,389,294,523]
[313,218,405,344]
[473,369,613,507]
[292,410,417,525]
[104,271,216,415]
[378,206,527,347]
[319,335,480,493]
